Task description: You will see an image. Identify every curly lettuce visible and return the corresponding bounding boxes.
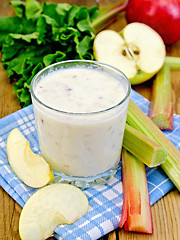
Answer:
[0,0,98,107]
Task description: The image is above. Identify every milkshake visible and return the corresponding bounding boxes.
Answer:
[30,60,131,183]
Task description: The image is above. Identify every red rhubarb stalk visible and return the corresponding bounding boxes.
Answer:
[119,148,153,233]
[92,1,128,34]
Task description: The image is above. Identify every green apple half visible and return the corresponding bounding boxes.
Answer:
[93,22,166,84]
[19,183,89,240]
[6,128,54,188]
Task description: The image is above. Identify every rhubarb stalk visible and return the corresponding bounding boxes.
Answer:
[127,100,180,191]
[119,148,153,233]
[123,123,167,167]
[92,1,128,34]
[165,56,180,70]
[148,63,173,130]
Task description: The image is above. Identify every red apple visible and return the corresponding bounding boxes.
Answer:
[125,0,180,45]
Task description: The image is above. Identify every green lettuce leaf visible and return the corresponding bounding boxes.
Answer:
[0,17,24,46]
[43,51,66,66]
[9,1,25,18]
[25,0,42,20]
[0,0,99,107]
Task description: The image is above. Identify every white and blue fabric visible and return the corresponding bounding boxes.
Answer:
[0,90,179,240]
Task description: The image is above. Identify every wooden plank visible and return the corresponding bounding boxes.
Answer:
[0,0,180,239]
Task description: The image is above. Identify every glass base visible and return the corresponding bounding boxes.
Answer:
[52,162,120,189]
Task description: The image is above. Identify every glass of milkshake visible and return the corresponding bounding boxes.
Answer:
[30,60,131,187]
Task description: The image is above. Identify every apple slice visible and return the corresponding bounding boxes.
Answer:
[6,128,54,188]
[19,183,89,240]
[93,22,166,84]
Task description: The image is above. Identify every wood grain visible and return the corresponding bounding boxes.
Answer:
[0,0,180,239]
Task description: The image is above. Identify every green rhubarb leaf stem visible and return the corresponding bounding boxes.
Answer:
[148,62,173,130]
[119,148,153,233]
[123,123,167,167]
[165,56,180,70]
[127,100,180,191]
[92,1,128,34]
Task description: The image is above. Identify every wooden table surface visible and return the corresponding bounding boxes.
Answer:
[0,0,180,239]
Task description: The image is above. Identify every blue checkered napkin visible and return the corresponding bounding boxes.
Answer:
[0,89,179,240]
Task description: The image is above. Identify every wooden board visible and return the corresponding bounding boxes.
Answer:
[0,0,180,239]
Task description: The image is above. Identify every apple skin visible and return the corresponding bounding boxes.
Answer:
[129,71,155,85]
[126,0,180,45]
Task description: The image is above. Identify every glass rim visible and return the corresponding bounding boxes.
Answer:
[30,60,131,116]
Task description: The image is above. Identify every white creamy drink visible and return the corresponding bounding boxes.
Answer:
[31,61,130,178]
